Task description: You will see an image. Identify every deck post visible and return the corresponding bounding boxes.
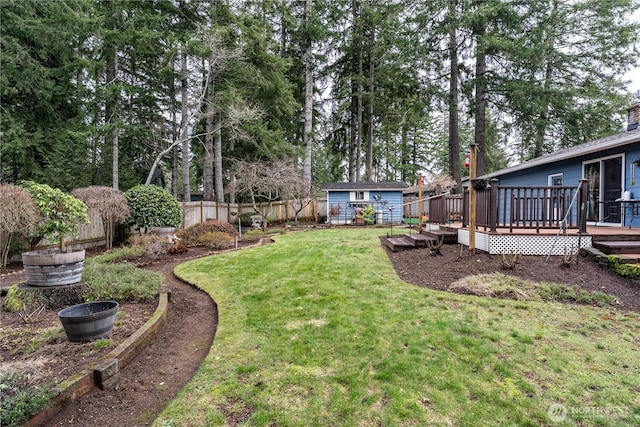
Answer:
[489,178,499,232]
[469,144,477,254]
[578,179,588,232]
[418,173,424,233]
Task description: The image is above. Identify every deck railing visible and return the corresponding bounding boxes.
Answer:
[401,194,463,222]
[463,179,588,233]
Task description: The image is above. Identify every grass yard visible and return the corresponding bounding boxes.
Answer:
[155,228,640,426]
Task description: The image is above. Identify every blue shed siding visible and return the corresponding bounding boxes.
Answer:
[327,190,403,224]
[495,142,640,226]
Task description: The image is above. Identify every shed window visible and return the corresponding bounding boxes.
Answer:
[355,191,365,200]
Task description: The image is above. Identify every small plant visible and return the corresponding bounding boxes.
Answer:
[498,251,520,269]
[2,285,25,312]
[562,245,578,266]
[427,236,444,256]
[124,185,183,232]
[19,304,46,324]
[358,205,376,225]
[20,181,89,250]
[92,339,112,350]
[168,241,189,254]
[0,370,55,427]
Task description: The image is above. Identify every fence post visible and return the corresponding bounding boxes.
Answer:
[489,178,499,232]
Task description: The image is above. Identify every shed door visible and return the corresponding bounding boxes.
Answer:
[584,156,622,224]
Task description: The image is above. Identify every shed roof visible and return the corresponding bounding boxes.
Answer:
[478,128,640,180]
[321,181,408,191]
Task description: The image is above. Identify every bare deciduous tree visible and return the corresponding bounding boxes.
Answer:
[72,186,130,251]
[0,184,40,270]
[232,160,305,230]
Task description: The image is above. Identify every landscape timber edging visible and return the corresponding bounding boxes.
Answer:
[25,290,171,427]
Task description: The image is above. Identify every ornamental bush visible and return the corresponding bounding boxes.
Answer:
[20,181,89,250]
[124,185,183,231]
[176,219,238,247]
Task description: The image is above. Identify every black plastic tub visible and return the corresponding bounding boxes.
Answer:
[58,301,119,342]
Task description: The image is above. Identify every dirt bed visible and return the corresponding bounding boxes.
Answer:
[384,240,640,313]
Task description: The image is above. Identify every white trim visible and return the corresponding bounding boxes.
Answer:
[547,173,563,186]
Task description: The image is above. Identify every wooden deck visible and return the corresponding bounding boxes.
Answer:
[389,222,640,257]
[444,222,640,238]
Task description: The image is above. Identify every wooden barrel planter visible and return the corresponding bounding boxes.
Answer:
[22,249,86,287]
[58,301,119,342]
[148,226,177,241]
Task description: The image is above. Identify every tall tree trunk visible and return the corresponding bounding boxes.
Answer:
[448,0,461,192]
[365,0,375,182]
[106,8,119,190]
[533,0,558,158]
[203,62,215,201]
[302,0,314,192]
[348,0,361,182]
[214,115,223,202]
[356,37,363,182]
[171,62,178,197]
[180,45,191,201]
[474,26,487,176]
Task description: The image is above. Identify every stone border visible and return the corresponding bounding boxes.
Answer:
[26,290,171,426]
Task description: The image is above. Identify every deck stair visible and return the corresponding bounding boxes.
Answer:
[421,227,458,244]
[590,235,640,263]
[385,234,434,252]
[385,226,459,252]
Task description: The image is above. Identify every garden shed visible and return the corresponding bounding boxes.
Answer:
[322,182,407,225]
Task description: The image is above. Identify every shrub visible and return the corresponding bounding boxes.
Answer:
[242,229,265,240]
[124,185,183,231]
[129,233,171,256]
[608,255,640,278]
[20,181,88,250]
[0,184,40,270]
[176,220,238,247]
[196,231,236,249]
[72,186,130,251]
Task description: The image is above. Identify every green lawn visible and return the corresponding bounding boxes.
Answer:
[155,228,640,426]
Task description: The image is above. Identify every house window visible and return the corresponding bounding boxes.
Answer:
[350,191,368,201]
[548,173,563,187]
